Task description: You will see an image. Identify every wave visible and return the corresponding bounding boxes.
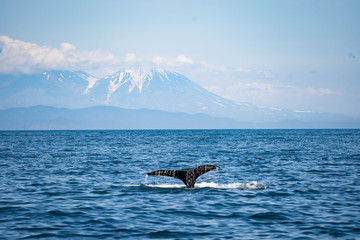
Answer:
[195,181,266,190]
[124,181,266,190]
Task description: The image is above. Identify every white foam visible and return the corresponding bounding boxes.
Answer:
[195,181,266,190]
[124,181,266,190]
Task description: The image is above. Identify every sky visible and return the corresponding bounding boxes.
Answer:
[0,0,360,117]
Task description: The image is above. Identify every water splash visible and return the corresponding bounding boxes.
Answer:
[125,181,266,190]
[143,174,148,185]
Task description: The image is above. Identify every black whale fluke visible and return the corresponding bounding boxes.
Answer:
[147,165,220,188]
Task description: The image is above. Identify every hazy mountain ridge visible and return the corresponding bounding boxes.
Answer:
[0,70,97,108]
[0,105,242,130]
[1,105,359,130]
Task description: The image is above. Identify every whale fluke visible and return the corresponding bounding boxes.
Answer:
[147,165,220,188]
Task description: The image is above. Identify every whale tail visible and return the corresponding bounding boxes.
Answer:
[147,165,220,188]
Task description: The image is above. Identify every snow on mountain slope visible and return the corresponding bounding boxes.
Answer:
[86,68,283,121]
[42,70,99,94]
[0,70,98,108]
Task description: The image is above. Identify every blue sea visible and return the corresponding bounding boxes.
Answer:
[0,130,359,239]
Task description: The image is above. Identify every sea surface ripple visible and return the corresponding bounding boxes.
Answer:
[0,130,359,239]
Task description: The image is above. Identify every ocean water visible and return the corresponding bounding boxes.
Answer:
[0,129,359,239]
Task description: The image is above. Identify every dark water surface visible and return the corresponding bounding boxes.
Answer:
[0,130,359,239]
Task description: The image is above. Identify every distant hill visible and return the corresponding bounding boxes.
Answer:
[0,105,359,130]
[0,105,242,130]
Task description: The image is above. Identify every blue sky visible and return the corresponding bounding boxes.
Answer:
[1,0,359,117]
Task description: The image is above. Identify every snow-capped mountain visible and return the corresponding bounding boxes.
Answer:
[88,68,279,121]
[89,67,340,122]
[0,67,355,124]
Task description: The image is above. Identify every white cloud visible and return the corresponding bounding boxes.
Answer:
[151,56,167,65]
[124,53,137,62]
[303,87,340,96]
[229,82,285,94]
[200,61,228,73]
[175,54,194,64]
[123,53,195,68]
[204,81,341,107]
[0,36,199,76]
[0,35,118,74]
[60,42,76,52]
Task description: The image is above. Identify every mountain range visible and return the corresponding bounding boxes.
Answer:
[0,105,242,130]
[0,68,359,129]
